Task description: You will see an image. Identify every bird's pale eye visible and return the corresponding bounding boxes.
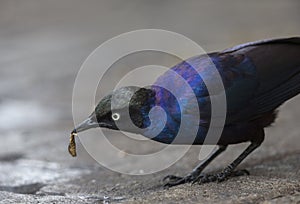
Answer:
[112,113,120,121]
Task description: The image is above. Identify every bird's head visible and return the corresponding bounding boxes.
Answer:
[72,86,156,135]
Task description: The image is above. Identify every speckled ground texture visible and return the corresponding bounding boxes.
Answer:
[0,0,300,203]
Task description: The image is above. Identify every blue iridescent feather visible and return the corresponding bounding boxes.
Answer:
[143,53,258,144]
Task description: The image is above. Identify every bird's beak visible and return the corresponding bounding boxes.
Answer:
[72,115,99,134]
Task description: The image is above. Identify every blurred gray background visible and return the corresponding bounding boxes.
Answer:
[0,1,299,203]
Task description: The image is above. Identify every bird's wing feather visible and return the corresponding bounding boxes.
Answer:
[154,37,300,129]
[249,69,300,115]
[226,37,300,122]
[153,52,259,127]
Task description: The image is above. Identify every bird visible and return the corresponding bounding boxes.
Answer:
[71,37,300,187]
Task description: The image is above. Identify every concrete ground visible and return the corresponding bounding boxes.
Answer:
[0,1,299,203]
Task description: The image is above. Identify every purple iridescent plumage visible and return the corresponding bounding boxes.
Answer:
[144,53,257,144]
[142,37,300,144]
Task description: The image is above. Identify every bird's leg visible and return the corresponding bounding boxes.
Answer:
[163,145,227,187]
[194,130,264,184]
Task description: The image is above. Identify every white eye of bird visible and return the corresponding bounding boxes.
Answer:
[112,113,120,121]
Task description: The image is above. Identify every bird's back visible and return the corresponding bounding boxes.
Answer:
[151,37,300,144]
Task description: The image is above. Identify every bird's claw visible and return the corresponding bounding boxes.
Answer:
[163,169,249,188]
[192,172,227,184]
[192,169,250,184]
[163,174,194,188]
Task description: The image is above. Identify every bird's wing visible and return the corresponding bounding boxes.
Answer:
[154,37,300,127]
[224,37,300,122]
[153,52,259,127]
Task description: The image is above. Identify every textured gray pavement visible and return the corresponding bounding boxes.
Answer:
[0,1,299,203]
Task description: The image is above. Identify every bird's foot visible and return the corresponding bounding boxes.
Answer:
[192,168,249,184]
[163,169,249,188]
[163,170,200,188]
[163,175,191,188]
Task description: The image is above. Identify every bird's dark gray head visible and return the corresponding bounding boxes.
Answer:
[72,86,156,134]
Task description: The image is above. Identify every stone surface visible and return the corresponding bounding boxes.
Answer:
[0,0,299,203]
